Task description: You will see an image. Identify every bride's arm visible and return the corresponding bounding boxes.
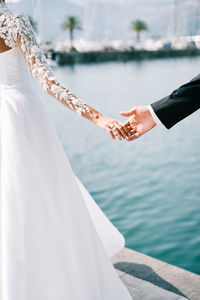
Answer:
[15,15,127,140]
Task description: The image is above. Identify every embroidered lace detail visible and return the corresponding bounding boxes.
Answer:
[0,4,90,115]
[0,4,19,48]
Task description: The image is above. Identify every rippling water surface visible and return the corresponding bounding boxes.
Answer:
[43,57,200,275]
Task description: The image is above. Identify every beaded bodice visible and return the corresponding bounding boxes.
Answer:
[0,3,90,115]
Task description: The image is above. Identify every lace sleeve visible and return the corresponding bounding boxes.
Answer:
[16,14,90,115]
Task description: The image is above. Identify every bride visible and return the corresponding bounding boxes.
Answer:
[0,0,132,299]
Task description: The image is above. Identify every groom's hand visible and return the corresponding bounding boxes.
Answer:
[120,106,156,141]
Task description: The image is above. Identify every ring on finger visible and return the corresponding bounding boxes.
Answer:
[109,124,115,129]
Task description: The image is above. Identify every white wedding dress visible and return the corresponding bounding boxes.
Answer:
[0,3,131,300]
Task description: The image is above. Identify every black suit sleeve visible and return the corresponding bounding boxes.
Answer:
[151,74,200,129]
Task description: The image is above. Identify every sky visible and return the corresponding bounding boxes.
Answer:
[6,0,199,41]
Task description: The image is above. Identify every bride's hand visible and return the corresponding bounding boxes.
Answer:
[94,115,129,140]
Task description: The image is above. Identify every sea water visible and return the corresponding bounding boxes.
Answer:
[43,57,200,275]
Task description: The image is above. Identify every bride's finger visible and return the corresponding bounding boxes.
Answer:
[108,123,123,140]
[113,127,123,140]
[124,124,134,136]
[105,126,115,140]
[107,123,119,139]
[123,123,131,134]
[113,121,127,139]
[118,121,130,136]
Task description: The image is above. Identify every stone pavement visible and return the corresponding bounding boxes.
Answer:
[112,248,200,300]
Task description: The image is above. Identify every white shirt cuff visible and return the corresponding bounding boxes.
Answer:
[147,104,163,126]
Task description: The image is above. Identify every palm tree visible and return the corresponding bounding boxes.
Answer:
[62,16,82,50]
[130,20,148,42]
[28,16,38,33]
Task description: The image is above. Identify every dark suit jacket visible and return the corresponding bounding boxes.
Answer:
[151,74,200,129]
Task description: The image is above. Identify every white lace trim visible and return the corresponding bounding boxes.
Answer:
[0,4,90,115]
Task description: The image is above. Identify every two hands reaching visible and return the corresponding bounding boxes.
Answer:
[95,106,156,141]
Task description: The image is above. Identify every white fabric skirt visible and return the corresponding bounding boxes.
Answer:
[0,81,131,299]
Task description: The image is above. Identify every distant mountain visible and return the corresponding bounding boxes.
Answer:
[8,0,198,42]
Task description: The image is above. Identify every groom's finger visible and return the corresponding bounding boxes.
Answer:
[124,120,135,128]
[125,117,137,125]
[124,120,131,127]
[126,132,141,141]
[123,124,131,134]
[120,107,137,117]
[129,127,137,134]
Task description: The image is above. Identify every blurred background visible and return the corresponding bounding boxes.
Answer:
[7,0,200,275]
